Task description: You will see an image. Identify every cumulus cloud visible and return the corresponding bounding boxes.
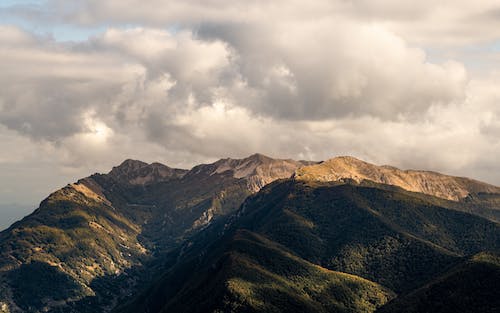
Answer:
[0,21,468,144]
[1,1,474,122]
[196,19,467,120]
[0,26,232,139]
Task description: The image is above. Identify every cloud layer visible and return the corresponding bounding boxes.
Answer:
[1,1,500,227]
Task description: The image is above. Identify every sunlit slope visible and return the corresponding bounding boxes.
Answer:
[295,156,500,201]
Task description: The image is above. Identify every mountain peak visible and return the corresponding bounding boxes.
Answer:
[183,154,313,192]
[245,153,273,162]
[108,159,187,185]
[113,159,149,172]
[295,156,500,201]
[210,154,278,179]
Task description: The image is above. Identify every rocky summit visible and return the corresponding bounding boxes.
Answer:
[0,154,499,313]
[295,156,500,201]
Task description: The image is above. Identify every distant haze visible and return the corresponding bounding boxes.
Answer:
[0,203,31,231]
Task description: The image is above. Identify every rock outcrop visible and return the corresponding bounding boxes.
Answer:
[295,156,500,201]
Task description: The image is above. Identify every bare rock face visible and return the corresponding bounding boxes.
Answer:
[108,159,188,185]
[295,156,500,201]
[210,153,315,192]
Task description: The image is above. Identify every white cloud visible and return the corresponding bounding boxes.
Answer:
[7,0,500,46]
[202,18,468,120]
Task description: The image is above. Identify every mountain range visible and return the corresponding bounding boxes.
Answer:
[0,154,498,313]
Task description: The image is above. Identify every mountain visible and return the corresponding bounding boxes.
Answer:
[121,228,395,313]
[295,156,500,201]
[107,159,188,185]
[0,154,309,313]
[0,178,150,312]
[204,153,315,192]
[377,252,500,313]
[296,156,500,222]
[119,179,499,313]
[0,154,499,313]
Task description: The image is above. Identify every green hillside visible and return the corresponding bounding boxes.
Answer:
[235,180,499,292]
[0,182,148,312]
[120,229,394,313]
[119,179,500,313]
[377,252,500,313]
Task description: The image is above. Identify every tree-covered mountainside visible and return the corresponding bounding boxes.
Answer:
[118,179,500,313]
[295,156,500,222]
[120,228,395,313]
[0,182,148,313]
[377,252,500,313]
[235,181,499,292]
[0,155,499,313]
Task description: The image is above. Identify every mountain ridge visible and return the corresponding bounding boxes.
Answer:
[0,153,499,313]
[295,156,500,201]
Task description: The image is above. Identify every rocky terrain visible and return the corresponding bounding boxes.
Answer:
[0,154,499,313]
[295,156,500,201]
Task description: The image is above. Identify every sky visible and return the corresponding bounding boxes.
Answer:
[1,0,500,230]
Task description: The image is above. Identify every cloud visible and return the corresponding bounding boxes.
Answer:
[196,19,467,120]
[0,22,469,145]
[0,23,493,163]
[0,26,137,140]
[0,26,232,140]
[3,1,476,122]
[342,0,500,46]
[6,0,500,46]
